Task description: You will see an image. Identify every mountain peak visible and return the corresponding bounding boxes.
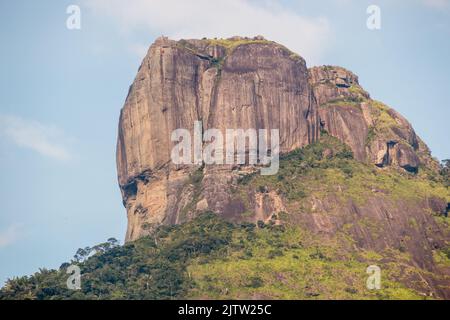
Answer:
[115,37,449,297]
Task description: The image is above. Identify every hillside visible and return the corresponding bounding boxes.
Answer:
[1,137,449,299]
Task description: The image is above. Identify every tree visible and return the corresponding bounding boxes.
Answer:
[92,238,120,255]
[441,159,450,187]
[107,238,120,247]
[73,246,92,263]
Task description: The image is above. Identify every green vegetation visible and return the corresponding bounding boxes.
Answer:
[206,38,272,54]
[320,97,364,108]
[1,138,447,301]
[440,159,450,188]
[180,166,205,220]
[0,213,428,300]
[187,224,425,300]
[370,100,398,132]
[178,37,303,66]
[433,247,450,268]
[177,37,272,58]
[361,100,405,151]
[0,213,232,300]
[205,37,303,63]
[237,134,449,207]
[366,125,376,146]
[348,84,368,99]
[177,40,226,74]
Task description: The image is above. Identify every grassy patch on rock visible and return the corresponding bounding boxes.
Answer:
[236,135,449,207]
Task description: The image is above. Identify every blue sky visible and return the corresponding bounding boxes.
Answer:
[0,0,449,285]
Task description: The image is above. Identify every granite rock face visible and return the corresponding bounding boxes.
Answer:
[117,37,319,241]
[117,37,439,241]
[309,65,431,172]
[116,37,450,297]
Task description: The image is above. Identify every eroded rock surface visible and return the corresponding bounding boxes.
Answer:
[118,37,440,241]
[118,37,322,241]
[116,36,449,298]
[308,65,432,172]
[118,38,438,240]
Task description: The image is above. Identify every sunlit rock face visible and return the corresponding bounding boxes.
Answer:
[117,37,438,242]
[308,65,431,171]
[117,36,320,241]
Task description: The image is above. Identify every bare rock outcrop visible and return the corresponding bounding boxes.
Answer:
[309,65,434,173]
[117,37,441,241]
[117,37,319,241]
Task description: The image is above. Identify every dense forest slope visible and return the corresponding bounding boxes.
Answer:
[2,137,449,299]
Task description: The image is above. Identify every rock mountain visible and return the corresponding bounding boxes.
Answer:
[117,36,449,297]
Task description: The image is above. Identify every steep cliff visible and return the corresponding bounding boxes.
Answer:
[117,36,449,298]
[309,65,433,172]
[117,36,319,241]
[117,36,441,239]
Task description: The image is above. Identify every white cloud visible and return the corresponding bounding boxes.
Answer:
[0,115,72,161]
[422,0,450,8]
[0,225,21,248]
[84,0,332,65]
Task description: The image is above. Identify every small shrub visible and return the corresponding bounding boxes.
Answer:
[247,276,264,288]
[268,249,284,259]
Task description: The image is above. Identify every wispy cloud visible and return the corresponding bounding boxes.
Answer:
[0,225,21,248]
[0,115,72,161]
[84,0,332,65]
